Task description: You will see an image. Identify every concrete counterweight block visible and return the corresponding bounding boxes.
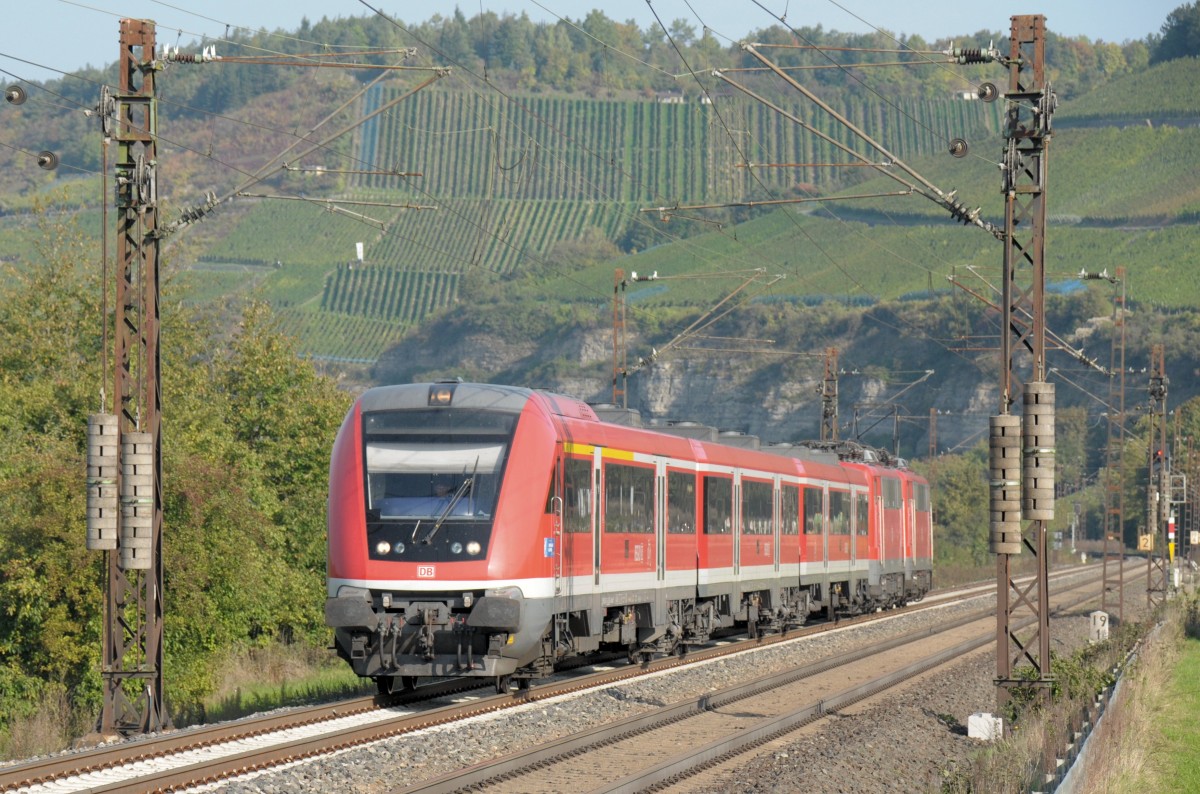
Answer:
[120,431,154,570]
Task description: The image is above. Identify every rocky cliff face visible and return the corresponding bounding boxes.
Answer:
[372,289,1200,464]
[373,300,1005,460]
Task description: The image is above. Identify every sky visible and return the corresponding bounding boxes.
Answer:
[0,1,1184,86]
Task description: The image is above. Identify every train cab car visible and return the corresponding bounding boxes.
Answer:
[326,382,933,693]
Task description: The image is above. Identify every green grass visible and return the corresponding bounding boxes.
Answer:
[1156,634,1200,788]
[172,262,274,305]
[547,208,1200,309]
[1058,57,1200,123]
[825,124,1200,224]
[275,307,412,360]
[199,663,373,726]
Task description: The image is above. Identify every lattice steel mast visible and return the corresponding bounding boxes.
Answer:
[1146,345,1169,610]
[100,18,166,735]
[1101,268,1127,622]
[991,15,1056,712]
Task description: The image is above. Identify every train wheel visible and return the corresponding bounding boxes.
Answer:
[676,643,688,658]
[376,676,399,696]
[495,675,512,694]
[401,676,418,691]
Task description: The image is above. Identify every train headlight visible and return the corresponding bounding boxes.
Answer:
[393,542,405,554]
[375,540,391,555]
[466,541,482,556]
[450,542,463,554]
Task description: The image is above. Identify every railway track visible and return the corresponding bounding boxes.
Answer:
[0,563,1112,793]
[394,566,1132,794]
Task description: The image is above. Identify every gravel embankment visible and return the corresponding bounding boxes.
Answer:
[209,587,1083,794]
[672,593,1149,793]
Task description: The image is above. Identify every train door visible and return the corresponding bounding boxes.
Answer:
[780,483,801,578]
[739,476,775,576]
[700,472,734,572]
[853,489,870,569]
[559,447,595,594]
[913,481,933,563]
[774,477,781,574]
[826,489,851,572]
[803,484,825,576]
[664,466,700,589]
[903,478,915,579]
[598,453,657,589]
[592,446,602,586]
[550,452,563,597]
[656,460,666,583]
[880,475,904,566]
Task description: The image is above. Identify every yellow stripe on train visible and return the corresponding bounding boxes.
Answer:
[563,442,634,461]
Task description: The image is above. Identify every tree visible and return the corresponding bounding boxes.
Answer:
[1152,2,1200,63]
[0,198,353,734]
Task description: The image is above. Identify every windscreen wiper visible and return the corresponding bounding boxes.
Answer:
[421,477,473,545]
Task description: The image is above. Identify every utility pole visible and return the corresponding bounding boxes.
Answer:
[99,18,167,735]
[612,269,628,408]
[1101,267,1127,623]
[1183,436,1196,568]
[929,407,937,460]
[820,347,839,441]
[991,14,1056,714]
[1146,344,1169,610]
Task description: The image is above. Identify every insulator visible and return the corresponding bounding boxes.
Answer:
[120,432,155,570]
[978,82,999,103]
[947,198,980,226]
[37,151,58,171]
[86,414,119,550]
[948,138,968,158]
[5,84,26,105]
[1022,382,1055,521]
[990,414,1022,554]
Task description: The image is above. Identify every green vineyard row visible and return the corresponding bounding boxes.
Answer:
[321,266,460,325]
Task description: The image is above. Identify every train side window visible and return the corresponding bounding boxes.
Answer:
[741,479,773,535]
[703,475,732,534]
[882,477,902,510]
[914,482,931,512]
[803,487,823,534]
[855,492,870,536]
[605,462,654,534]
[781,485,800,535]
[667,471,696,534]
[562,457,593,533]
[828,490,850,535]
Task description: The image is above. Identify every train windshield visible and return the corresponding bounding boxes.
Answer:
[362,408,517,520]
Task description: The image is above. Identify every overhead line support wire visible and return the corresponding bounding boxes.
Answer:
[738,43,1003,240]
[641,190,912,217]
[722,59,957,73]
[712,70,921,194]
[222,70,448,205]
[235,192,436,210]
[631,270,785,373]
[946,274,1108,375]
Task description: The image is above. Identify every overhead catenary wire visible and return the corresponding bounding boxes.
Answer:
[7,3,1022,407]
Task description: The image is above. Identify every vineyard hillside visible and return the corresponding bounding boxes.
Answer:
[3,20,1195,366]
[186,87,1002,360]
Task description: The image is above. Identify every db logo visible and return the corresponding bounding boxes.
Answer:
[417,565,436,578]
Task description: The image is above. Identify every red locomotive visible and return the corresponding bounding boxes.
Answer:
[326,381,932,693]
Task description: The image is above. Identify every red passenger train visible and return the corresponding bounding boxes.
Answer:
[326,381,933,693]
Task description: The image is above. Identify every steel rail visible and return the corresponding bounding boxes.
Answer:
[0,563,1102,792]
[395,568,1129,794]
